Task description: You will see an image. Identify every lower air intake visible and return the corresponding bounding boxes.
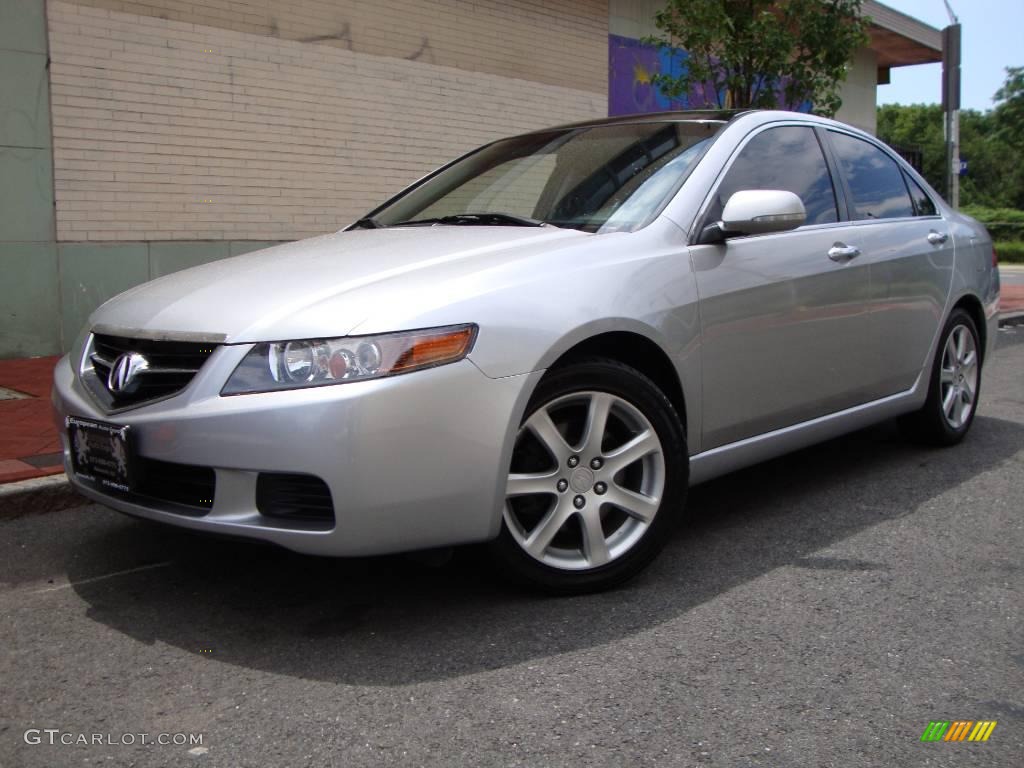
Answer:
[256,473,335,527]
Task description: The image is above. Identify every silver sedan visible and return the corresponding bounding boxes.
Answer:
[52,110,999,592]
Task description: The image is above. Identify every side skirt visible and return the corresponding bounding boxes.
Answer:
[688,374,926,486]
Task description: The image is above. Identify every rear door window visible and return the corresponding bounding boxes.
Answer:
[829,132,914,220]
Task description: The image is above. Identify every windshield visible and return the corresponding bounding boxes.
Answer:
[362,121,724,233]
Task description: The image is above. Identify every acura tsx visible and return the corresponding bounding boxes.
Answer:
[52,110,999,592]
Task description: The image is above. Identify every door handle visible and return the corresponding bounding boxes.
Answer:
[828,243,861,262]
[927,230,948,245]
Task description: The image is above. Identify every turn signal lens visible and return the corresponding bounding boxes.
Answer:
[392,328,475,372]
[222,324,478,395]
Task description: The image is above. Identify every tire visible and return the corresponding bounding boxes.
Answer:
[901,308,982,446]
[489,357,687,594]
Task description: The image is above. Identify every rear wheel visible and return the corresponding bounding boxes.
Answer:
[902,308,982,445]
[489,358,687,594]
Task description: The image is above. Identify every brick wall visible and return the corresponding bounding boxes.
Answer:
[47,1,606,241]
[64,0,608,93]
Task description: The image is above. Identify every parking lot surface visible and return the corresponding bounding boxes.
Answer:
[2,326,1022,767]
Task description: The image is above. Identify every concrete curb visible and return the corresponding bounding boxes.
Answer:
[0,473,86,520]
[999,311,1024,327]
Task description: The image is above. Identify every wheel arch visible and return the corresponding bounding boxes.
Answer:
[546,330,688,436]
[950,293,987,364]
[487,325,694,540]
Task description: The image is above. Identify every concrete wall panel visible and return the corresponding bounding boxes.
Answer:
[0,0,49,54]
[0,50,51,148]
[0,146,55,241]
[149,241,231,278]
[0,242,60,356]
[58,243,150,345]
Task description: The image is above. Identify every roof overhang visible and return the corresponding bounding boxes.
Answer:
[864,0,943,68]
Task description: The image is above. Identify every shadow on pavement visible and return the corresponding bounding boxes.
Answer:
[61,411,1024,686]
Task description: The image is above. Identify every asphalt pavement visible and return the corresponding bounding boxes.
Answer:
[2,327,1022,768]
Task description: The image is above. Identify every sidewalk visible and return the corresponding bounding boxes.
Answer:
[0,355,62,484]
[1001,266,1024,313]
[1004,281,1024,313]
[1,282,1023,488]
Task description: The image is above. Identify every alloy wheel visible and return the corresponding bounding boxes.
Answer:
[939,324,979,430]
[503,391,666,571]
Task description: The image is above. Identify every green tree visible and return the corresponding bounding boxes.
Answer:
[876,100,1024,209]
[958,109,1018,209]
[876,103,946,193]
[993,66,1024,148]
[991,66,1024,208]
[646,0,869,116]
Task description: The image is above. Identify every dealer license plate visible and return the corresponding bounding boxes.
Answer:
[66,416,134,492]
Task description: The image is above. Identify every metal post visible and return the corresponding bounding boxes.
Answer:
[941,19,961,209]
[949,109,959,209]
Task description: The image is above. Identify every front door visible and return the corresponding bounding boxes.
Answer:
[690,124,873,450]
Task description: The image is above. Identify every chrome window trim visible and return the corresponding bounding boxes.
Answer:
[836,214,947,230]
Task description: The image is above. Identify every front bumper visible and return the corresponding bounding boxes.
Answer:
[52,347,540,556]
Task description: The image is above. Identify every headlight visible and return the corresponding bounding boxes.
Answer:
[221,324,477,395]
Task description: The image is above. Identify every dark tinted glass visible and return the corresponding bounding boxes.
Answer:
[707,126,838,226]
[904,172,937,216]
[829,132,914,220]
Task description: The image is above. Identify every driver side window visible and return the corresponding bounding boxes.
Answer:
[706,126,839,227]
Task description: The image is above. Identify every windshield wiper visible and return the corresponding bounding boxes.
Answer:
[351,217,385,229]
[394,212,547,227]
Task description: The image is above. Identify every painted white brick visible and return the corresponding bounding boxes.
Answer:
[49,1,606,241]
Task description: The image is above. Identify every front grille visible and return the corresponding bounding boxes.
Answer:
[84,333,219,409]
[256,473,335,526]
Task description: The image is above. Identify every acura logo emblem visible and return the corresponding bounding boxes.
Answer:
[108,352,149,394]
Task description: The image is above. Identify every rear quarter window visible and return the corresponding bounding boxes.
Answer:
[903,172,938,216]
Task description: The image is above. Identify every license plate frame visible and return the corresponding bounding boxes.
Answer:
[66,416,134,493]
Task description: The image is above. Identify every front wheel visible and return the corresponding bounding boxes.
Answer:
[489,358,687,594]
[902,308,982,446]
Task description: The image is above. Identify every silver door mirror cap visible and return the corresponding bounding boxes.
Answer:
[721,190,807,236]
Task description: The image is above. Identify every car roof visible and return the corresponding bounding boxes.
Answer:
[531,109,874,137]
[535,109,749,133]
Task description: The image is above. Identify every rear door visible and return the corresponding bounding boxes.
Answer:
[825,130,955,398]
[690,124,874,450]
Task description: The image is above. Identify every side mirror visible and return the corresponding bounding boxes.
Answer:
[698,190,807,244]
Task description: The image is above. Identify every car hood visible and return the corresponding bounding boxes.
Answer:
[89,226,589,343]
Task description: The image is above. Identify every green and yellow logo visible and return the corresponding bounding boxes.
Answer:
[920,720,997,742]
